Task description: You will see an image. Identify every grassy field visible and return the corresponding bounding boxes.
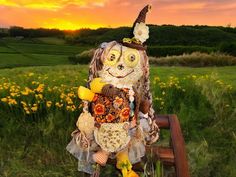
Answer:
[0,37,91,68]
[0,65,236,177]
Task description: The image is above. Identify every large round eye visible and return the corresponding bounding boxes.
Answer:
[124,49,140,68]
[104,49,120,66]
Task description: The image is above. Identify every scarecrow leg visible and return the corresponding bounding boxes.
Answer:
[116,150,139,177]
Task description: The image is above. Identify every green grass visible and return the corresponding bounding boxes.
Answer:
[0,65,235,177]
[0,37,92,68]
[0,46,16,53]
[36,37,66,45]
[0,53,70,68]
[0,65,235,87]
[4,42,89,55]
[151,66,236,88]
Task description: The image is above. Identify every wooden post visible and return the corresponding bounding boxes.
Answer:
[169,114,190,177]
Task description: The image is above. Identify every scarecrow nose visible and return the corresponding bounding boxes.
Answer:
[117,64,124,70]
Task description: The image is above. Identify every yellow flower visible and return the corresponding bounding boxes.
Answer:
[55,102,63,108]
[10,93,17,97]
[46,101,52,108]
[21,87,33,95]
[10,99,17,105]
[35,94,43,100]
[31,106,38,112]
[35,84,44,93]
[21,101,27,106]
[60,93,66,99]
[65,97,73,104]
[28,72,34,77]
[21,91,29,95]
[71,105,76,111]
[1,98,7,102]
[66,105,71,111]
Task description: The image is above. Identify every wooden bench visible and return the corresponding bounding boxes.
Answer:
[144,114,190,177]
[106,114,190,177]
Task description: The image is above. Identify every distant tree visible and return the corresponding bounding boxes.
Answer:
[9,26,64,37]
[0,28,9,38]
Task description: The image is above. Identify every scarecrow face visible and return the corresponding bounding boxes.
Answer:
[98,42,144,87]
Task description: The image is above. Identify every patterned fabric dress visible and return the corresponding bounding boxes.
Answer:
[66,87,146,174]
[91,88,134,124]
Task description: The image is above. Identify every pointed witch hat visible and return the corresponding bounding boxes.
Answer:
[121,5,151,50]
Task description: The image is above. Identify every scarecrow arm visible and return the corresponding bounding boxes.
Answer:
[78,78,119,101]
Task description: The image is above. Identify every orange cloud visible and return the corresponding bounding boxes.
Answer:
[0,0,108,10]
[0,0,236,29]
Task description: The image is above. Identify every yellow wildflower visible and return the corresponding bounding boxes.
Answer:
[35,94,43,100]
[46,101,52,108]
[21,101,27,106]
[31,106,38,112]
[10,93,17,97]
[55,102,63,108]
[28,72,34,77]
[66,105,71,111]
[1,98,7,102]
[192,75,197,79]
[35,84,44,93]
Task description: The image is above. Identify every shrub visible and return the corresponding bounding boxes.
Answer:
[68,49,95,64]
[149,52,236,67]
[147,45,215,57]
[219,42,236,56]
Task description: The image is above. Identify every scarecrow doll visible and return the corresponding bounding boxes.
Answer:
[67,5,159,177]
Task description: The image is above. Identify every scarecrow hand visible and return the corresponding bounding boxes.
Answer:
[78,86,95,102]
[90,78,107,93]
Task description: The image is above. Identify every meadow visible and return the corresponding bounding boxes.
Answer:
[0,65,235,177]
[0,32,236,177]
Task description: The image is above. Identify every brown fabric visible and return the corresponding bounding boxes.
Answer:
[120,41,146,51]
[133,86,141,123]
[101,84,120,98]
[134,5,151,24]
[139,99,151,114]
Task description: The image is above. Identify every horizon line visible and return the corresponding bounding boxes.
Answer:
[1,23,235,31]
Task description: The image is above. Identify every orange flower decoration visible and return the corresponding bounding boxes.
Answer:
[113,97,123,107]
[96,117,102,123]
[120,107,130,122]
[106,113,115,122]
[94,103,105,115]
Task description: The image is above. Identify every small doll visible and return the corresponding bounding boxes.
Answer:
[67,5,159,177]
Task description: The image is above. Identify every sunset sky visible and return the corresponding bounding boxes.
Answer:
[0,0,236,30]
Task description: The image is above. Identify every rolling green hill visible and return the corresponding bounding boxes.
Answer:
[0,37,91,68]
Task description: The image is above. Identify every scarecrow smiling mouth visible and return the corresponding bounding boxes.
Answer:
[106,68,134,78]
